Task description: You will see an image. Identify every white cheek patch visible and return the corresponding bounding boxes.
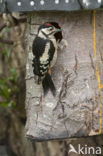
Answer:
[43,29,49,34]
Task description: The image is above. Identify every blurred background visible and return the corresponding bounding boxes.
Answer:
[0,13,103,156]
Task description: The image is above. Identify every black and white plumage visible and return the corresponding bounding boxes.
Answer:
[32,22,62,96]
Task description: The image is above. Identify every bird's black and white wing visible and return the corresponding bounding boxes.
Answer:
[32,36,55,77]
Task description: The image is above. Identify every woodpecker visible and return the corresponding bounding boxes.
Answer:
[32,22,62,96]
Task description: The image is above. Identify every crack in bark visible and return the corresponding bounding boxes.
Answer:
[89,53,95,71]
[74,54,78,75]
[39,95,43,111]
[56,71,70,135]
[35,112,38,127]
[53,71,71,111]
[100,50,103,63]
[25,76,34,80]
[59,71,70,100]
[30,33,37,36]
[27,92,40,101]
[31,96,40,99]
[91,99,95,130]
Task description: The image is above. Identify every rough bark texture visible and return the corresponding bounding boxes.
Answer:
[25,11,103,141]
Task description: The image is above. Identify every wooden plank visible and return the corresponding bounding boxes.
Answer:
[25,11,103,141]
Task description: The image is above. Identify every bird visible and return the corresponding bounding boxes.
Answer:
[32,22,62,96]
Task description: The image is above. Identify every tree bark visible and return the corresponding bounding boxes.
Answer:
[25,11,103,141]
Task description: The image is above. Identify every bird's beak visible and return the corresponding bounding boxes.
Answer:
[55,28,62,32]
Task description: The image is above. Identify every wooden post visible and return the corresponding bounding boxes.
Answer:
[25,11,103,141]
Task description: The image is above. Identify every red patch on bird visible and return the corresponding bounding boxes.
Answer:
[45,23,52,26]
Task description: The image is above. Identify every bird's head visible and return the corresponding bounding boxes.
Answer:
[38,22,62,39]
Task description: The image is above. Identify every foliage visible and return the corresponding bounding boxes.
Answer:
[0,68,19,107]
[0,28,19,107]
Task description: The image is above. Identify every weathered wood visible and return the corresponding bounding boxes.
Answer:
[25,11,103,141]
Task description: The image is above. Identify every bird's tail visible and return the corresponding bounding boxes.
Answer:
[42,73,56,96]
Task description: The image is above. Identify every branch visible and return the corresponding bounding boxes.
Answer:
[0,37,13,45]
[0,23,7,32]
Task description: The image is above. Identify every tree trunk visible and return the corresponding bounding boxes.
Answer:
[25,11,103,141]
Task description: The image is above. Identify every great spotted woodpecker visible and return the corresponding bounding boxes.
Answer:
[32,22,62,96]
